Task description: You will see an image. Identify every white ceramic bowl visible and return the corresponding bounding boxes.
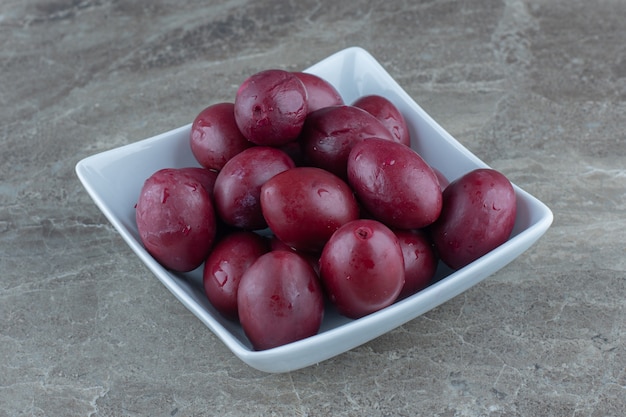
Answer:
[75,47,553,373]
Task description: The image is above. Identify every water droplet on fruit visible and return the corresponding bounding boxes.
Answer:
[213,263,229,287]
[181,225,191,235]
[161,188,170,204]
[317,188,329,197]
[184,182,198,191]
[449,240,460,249]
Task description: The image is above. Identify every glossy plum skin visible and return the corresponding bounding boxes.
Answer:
[203,231,269,320]
[190,102,252,171]
[394,229,438,299]
[300,105,395,178]
[214,146,295,230]
[260,167,360,253]
[234,69,307,146]
[136,168,216,272]
[352,95,410,146]
[320,219,405,319]
[430,168,517,270]
[269,236,321,276]
[292,72,344,113]
[178,167,218,199]
[237,251,324,350]
[347,138,442,229]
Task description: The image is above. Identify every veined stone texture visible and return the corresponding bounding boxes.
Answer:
[0,1,624,416]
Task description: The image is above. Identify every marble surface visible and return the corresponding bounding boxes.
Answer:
[1,0,625,416]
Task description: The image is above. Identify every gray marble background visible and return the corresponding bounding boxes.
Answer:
[1,1,625,416]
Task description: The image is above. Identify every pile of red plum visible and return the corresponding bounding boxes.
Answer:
[134,69,517,350]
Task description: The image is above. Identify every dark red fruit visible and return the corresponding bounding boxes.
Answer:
[213,146,295,230]
[203,231,269,320]
[190,102,252,171]
[320,219,405,319]
[260,167,360,253]
[237,251,324,350]
[352,95,410,146]
[430,168,517,270]
[234,69,307,146]
[300,105,394,178]
[136,168,216,272]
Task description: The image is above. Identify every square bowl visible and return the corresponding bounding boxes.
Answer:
[75,47,553,373]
